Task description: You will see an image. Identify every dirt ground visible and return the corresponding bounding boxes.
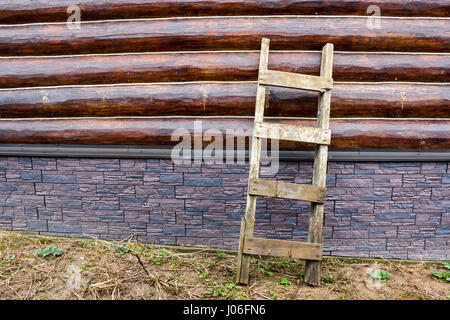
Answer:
[0,230,448,300]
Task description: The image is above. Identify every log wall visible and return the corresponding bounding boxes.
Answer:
[0,1,448,150]
[1,17,449,56]
[0,0,448,24]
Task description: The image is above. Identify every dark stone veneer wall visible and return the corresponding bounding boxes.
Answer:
[0,156,448,260]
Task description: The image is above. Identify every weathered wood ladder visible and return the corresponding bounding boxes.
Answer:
[236,38,333,285]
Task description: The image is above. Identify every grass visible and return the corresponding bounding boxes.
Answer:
[0,230,448,300]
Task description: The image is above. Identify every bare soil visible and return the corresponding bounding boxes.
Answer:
[0,231,448,300]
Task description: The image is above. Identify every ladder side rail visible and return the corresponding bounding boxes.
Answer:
[236,37,270,284]
[304,43,334,285]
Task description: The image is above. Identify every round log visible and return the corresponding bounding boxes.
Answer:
[0,17,448,55]
[0,118,447,150]
[0,52,448,88]
[0,0,448,24]
[0,83,447,118]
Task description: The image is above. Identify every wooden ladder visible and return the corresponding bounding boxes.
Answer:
[236,38,334,285]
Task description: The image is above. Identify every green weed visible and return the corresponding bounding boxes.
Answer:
[38,237,50,245]
[217,252,226,259]
[203,281,239,299]
[80,240,95,249]
[37,245,63,259]
[322,273,336,284]
[115,244,132,257]
[166,282,182,295]
[197,271,210,279]
[280,277,291,286]
[431,262,450,282]
[369,269,392,282]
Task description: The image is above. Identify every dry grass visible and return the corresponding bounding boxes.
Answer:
[0,230,448,300]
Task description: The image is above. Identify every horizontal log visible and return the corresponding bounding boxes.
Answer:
[1,52,448,88]
[0,0,448,24]
[0,118,447,150]
[0,83,447,118]
[1,17,448,56]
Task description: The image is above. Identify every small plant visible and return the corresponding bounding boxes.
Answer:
[431,262,450,282]
[217,252,226,259]
[158,249,172,257]
[322,273,336,284]
[147,249,171,264]
[153,256,165,265]
[431,270,450,282]
[260,269,273,277]
[197,271,210,279]
[255,260,277,277]
[267,289,277,299]
[203,281,237,299]
[81,264,94,272]
[115,244,131,257]
[179,275,188,284]
[80,240,95,249]
[369,269,392,282]
[146,276,157,286]
[256,262,273,277]
[280,277,291,286]
[166,282,182,295]
[37,245,63,259]
[116,242,143,257]
[38,237,50,245]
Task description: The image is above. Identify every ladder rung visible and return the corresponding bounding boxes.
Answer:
[254,122,331,145]
[243,237,323,261]
[259,69,332,92]
[249,178,327,203]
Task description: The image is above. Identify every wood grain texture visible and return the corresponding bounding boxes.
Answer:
[236,37,270,285]
[0,0,448,24]
[236,218,249,284]
[0,17,448,56]
[0,118,447,150]
[243,237,323,261]
[304,42,333,286]
[249,178,327,203]
[0,83,447,118]
[254,122,331,145]
[259,69,333,92]
[1,52,447,88]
